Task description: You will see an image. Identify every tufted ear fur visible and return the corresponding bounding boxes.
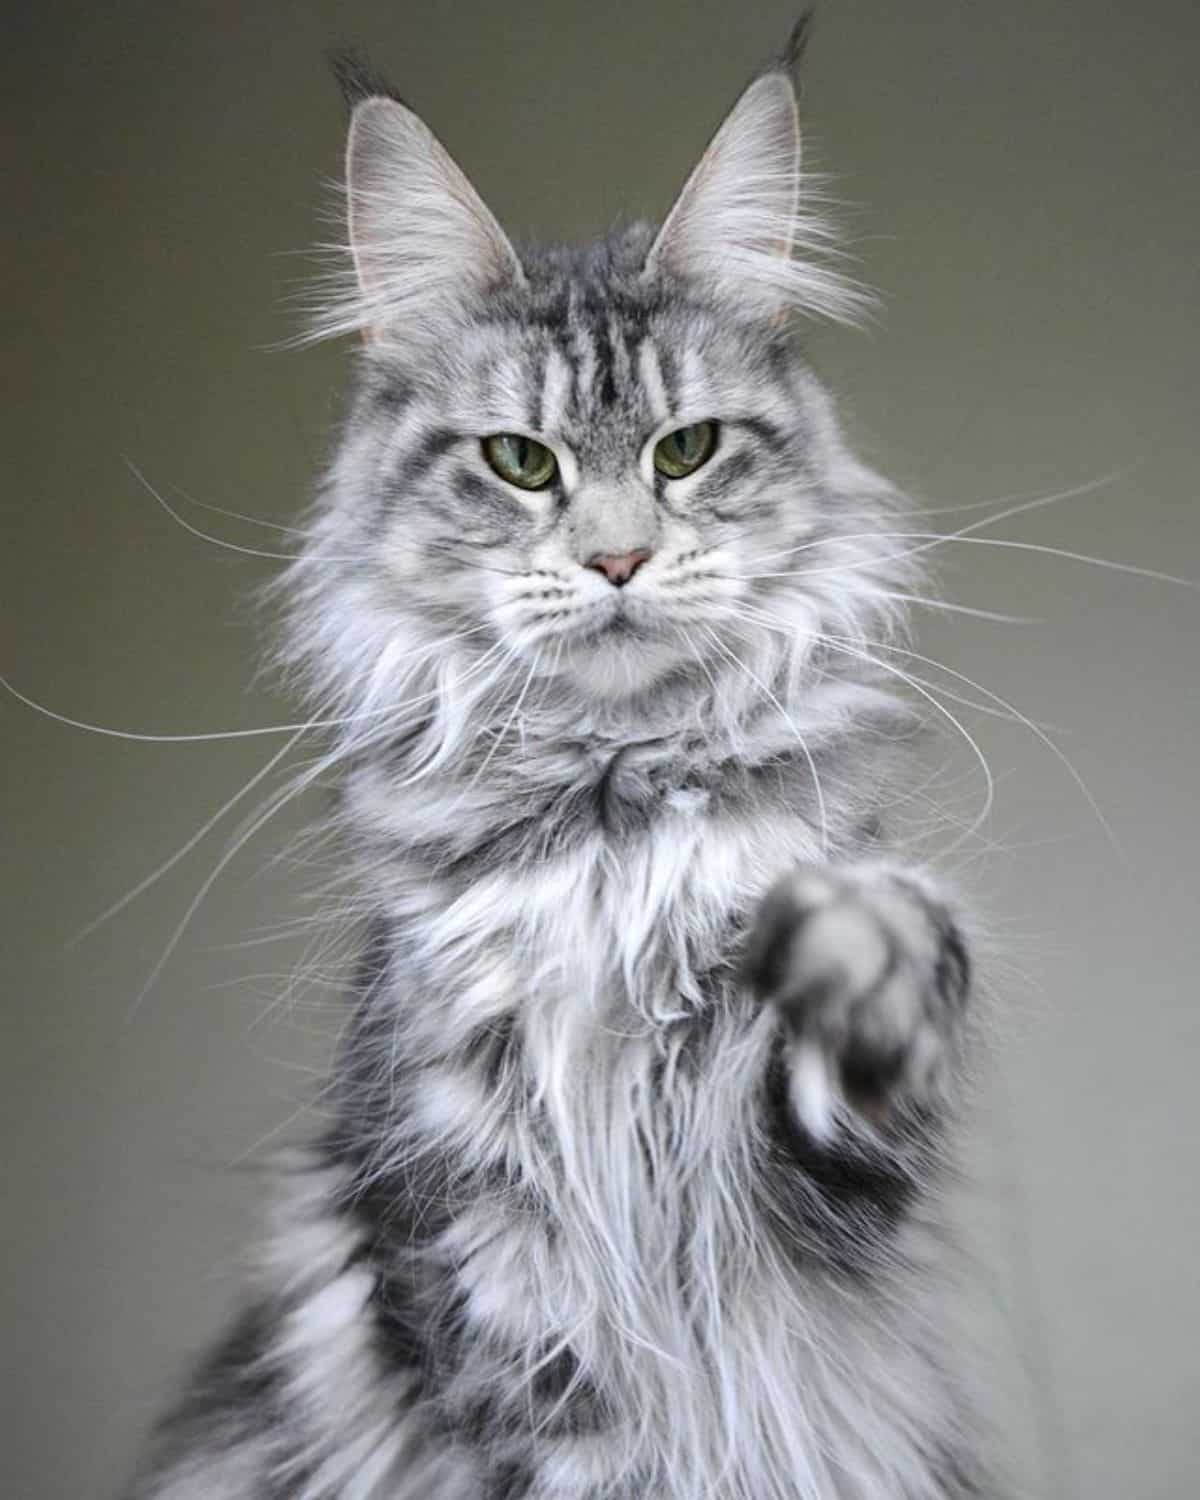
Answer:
[340,93,525,342]
[644,17,865,325]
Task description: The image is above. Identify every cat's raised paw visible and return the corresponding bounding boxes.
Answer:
[742,867,969,1137]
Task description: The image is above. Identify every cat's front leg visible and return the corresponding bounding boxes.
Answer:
[743,865,971,1144]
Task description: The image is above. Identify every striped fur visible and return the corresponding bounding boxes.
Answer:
[128,25,995,1500]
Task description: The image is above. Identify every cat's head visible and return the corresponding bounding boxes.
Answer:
[290,21,909,727]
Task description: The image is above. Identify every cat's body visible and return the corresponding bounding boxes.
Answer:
[129,25,991,1500]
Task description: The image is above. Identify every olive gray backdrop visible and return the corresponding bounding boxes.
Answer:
[3,2,1197,1497]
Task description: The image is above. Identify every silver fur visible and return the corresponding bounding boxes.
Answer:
[129,24,992,1500]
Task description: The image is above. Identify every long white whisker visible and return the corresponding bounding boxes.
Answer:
[127,462,372,566]
[1,633,493,745]
[699,625,830,857]
[168,483,313,536]
[69,727,308,945]
[758,533,1200,589]
[907,469,1138,518]
[814,636,996,856]
[110,632,506,1008]
[460,649,542,797]
[718,599,1058,730]
[877,592,1039,625]
[125,747,332,1017]
[0,673,336,743]
[125,459,309,561]
[822,632,1122,855]
[678,627,724,703]
[743,472,1125,575]
[393,640,518,788]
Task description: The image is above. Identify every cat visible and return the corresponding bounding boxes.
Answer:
[126,18,992,1500]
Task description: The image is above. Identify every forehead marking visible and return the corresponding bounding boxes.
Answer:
[609,313,633,397]
[569,311,598,418]
[591,315,618,408]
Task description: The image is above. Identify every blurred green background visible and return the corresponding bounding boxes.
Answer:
[3,2,1198,1496]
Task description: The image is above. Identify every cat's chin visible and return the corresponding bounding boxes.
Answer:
[554,631,690,700]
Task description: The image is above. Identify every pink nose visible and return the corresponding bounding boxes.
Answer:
[586,549,651,587]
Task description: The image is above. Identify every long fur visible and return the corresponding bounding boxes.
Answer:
[127,30,994,1500]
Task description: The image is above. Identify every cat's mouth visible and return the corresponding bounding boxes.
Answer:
[595,612,643,639]
[577,597,670,651]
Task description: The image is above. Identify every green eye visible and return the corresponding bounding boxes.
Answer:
[482,433,558,490]
[652,421,718,479]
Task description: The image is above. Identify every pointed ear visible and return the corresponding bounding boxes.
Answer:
[644,43,864,325]
[343,96,525,342]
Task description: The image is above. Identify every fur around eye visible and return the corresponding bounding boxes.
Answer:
[482,433,558,490]
[652,421,718,479]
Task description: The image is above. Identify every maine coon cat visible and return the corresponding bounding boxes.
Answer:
[128,19,991,1500]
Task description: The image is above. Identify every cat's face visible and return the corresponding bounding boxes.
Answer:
[295,48,899,721]
[345,247,835,699]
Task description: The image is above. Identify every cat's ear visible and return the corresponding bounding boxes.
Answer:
[341,94,525,343]
[644,19,864,325]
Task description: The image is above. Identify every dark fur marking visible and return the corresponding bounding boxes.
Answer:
[590,316,619,408]
[462,1013,521,1092]
[368,370,416,413]
[759,1043,923,1268]
[695,448,757,519]
[486,1458,534,1500]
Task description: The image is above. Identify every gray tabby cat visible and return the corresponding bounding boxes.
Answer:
[128,19,991,1500]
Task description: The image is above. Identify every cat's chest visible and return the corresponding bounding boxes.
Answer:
[415,785,819,1012]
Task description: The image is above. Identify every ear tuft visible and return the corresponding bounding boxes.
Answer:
[327,48,406,113]
[779,10,816,81]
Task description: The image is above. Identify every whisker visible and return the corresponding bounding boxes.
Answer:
[699,625,830,857]
[0,672,329,744]
[63,632,505,1001]
[741,473,1136,577]
[393,640,518,787]
[2,631,493,744]
[125,459,309,561]
[68,726,308,945]
[459,649,542,797]
[120,686,413,1015]
[678,627,724,705]
[124,740,330,1016]
[422,541,532,580]
[725,593,1081,839]
[700,598,1050,734]
[820,632,1122,855]
[878,592,1039,625]
[759,534,1200,590]
[906,469,1134,518]
[813,636,997,855]
[167,481,314,536]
